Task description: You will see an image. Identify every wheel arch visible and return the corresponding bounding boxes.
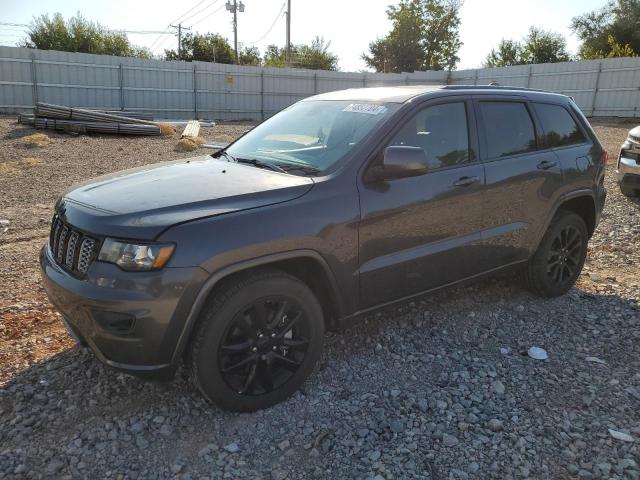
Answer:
[171,250,343,364]
[556,193,597,237]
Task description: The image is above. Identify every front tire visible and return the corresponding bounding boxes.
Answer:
[525,211,588,297]
[189,269,324,411]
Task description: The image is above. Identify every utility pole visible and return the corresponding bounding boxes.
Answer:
[170,23,191,59]
[285,0,291,65]
[226,0,245,64]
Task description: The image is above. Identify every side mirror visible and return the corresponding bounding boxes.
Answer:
[372,146,430,181]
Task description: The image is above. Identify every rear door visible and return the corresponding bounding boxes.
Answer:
[357,97,487,308]
[532,101,596,190]
[475,97,564,268]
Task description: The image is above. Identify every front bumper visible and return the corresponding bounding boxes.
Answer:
[616,156,640,189]
[40,244,208,380]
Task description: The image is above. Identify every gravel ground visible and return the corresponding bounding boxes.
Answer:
[0,115,639,479]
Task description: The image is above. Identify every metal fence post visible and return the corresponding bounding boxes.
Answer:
[446,70,452,85]
[405,74,410,85]
[526,65,532,88]
[591,61,603,117]
[474,69,479,85]
[30,52,38,107]
[193,64,198,119]
[362,73,366,88]
[118,64,125,111]
[313,72,318,94]
[260,70,265,121]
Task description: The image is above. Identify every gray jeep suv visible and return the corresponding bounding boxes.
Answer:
[41,85,607,411]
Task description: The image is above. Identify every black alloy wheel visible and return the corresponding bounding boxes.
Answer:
[525,210,588,297]
[218,296,310,396]
[190,269,324,411]
[546,225,583,286]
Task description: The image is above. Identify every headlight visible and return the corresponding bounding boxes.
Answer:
[98,239,175,271]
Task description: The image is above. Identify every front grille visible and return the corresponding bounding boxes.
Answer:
[49,215,98,275]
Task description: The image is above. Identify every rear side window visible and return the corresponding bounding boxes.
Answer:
[388,102,470,169]
[534,103,587,148]
[479,102,537,158]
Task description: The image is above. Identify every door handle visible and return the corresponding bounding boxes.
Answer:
[537,160,558,170]
[453,176,480,187]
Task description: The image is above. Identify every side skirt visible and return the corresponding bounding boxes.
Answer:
[336,259,528,331]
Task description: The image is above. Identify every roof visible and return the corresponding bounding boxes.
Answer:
[305,84,566,103]
[306,86,443,103]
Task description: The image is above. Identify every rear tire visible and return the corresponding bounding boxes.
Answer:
[189,269,324,412]
[525,211,588,297]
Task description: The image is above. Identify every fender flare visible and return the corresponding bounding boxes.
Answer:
[170,249,342,364]
[532,189,597,252]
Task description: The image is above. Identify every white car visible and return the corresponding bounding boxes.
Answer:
[617,126,640,197]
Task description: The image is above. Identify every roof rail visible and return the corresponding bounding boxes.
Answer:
[441,85,557,94]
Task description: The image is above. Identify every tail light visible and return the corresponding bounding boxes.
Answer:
[601,150,608,166]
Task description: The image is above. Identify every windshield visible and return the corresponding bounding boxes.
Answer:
[223,100,398,175]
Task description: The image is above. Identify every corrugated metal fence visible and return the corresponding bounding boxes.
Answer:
[1,46,640,120]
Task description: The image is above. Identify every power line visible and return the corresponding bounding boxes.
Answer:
[148,0,218,52]
[247,1,286,45]
[180,0,221,26]
[169,0,210,24]
[189,4,226,29]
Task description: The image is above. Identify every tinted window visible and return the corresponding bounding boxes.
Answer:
[479,102,537,158]
[535,103,587,148]
[389,102,469,169]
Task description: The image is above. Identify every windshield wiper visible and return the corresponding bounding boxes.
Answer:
[214,150,236,162]
[236,158,287,173]
[275,163,321,176]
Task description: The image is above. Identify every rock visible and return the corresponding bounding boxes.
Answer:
[278,440,290,451]
[608,429,634,442]
[487,419,504,432]
[492,381,506,395]
[442,434,459,447]
[224,442,240,453]
[389,419,404,433]
[368,450,381,462]
[171,463,183,474]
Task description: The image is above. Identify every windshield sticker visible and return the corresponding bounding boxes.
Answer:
[343,104,387,115]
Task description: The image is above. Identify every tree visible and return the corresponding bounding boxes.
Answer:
[239,46,261,66]
[572,0,640,59]
[484,39,523,67]
[164,33,235,63]
[362,0,462,73]
[20,12,151,58]
[521,27,571,64]
[264,37,339,70]
[483,27,570,67]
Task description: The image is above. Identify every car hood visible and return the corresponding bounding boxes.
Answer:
[58,155,314,239]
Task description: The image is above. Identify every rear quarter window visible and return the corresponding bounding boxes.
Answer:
[479,102,537,159]
[534,103,588,148]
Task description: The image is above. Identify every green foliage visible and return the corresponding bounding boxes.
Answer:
[20,12,151,58]
[483,27,570,67]
[164,33,235,63]
[572,0,640,59]
[362,0,462,73]
[521,27,571,64]
[264,37,339,70]
[239,46,261,66]
[484,39,523,67]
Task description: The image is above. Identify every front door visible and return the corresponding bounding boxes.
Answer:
[357,98,487,308]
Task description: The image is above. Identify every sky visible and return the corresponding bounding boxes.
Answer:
[0,0,606,71]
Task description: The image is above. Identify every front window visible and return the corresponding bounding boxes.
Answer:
[223,100,398,175]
